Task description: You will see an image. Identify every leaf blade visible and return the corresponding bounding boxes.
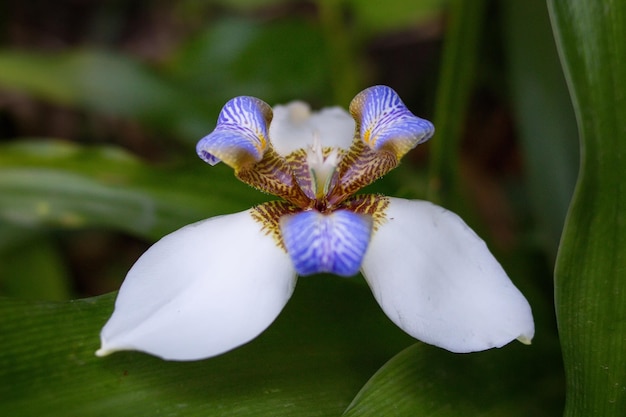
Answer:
[0,277,413,416]
[549,1,626,416]
[343,341,562,417]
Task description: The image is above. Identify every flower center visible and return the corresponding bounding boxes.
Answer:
[196,86,436,277]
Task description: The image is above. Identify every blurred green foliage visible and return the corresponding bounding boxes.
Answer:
[0,0,623,415]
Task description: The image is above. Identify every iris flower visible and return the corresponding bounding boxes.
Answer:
[96,86,534,361]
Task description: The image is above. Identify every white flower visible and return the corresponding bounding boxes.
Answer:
[96,86,534,360]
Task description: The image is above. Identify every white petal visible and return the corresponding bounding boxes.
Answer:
[97,210,297,360]
[269,101,355,155]
[361,197,534,353]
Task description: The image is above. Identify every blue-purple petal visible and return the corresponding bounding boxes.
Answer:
[196,96,272,168]
[279,210,372,277]
[351,85,434,156]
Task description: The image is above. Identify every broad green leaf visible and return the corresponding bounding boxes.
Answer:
[0,276,413,416]
[549,1,626,416]
[0,140,259,240]
[343,340,563,417]
[501,0,578,261]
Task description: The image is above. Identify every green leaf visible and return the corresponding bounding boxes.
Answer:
[549,1,626,416]
[0,140,259,240]
[343,340,563,417]
[0,277,413,416]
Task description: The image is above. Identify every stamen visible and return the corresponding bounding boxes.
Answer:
[306,133,340,200]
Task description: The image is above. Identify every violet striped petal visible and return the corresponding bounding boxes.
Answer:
[280,210,372,277]
[350,85,434,159]
[197,96,272,169]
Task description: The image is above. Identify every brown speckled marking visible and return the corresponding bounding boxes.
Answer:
[340,194,390,231]
[250,200,301,250]
[250,195,390,252]
[236,148,311,207]
[284,148,314,201]
[327,138,398,205]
